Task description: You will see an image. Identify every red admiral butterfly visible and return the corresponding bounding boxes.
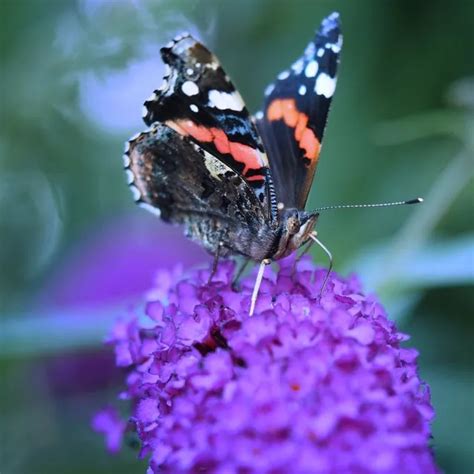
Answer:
[124,12,419,315]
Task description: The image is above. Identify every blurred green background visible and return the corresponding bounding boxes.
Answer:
[1,1,473,473]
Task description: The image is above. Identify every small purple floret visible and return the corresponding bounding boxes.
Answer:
[92,406,126,453]
[95,256,439,473]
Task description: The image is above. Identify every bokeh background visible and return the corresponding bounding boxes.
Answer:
[1,1,473,473]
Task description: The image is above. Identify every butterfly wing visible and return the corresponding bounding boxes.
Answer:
[256,12,342,210]
[143,33,277,220]
[124,123,269,256]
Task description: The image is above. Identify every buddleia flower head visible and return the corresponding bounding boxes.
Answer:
[94,256,439,473]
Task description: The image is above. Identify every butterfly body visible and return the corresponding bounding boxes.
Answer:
[125,13,341,274]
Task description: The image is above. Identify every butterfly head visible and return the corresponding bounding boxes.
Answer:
[285,210,301,235]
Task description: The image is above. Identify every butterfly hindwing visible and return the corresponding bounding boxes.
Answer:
[256,12,342,210]
[125,123,269,256]
[143,34,276,220]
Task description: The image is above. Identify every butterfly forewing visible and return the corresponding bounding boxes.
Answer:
[143,34,276,220]
[256,12,342,210]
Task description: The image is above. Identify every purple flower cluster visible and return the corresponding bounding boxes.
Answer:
[94,257,439,473]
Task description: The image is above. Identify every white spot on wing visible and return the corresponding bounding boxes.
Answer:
[157,80,168,92]
[208,60,220,70]
[298,85,307,96]
[328,34,343,53]
[186,68,194,76]
[255,111,263,120]
[129,132,141,141]
[315,73,336,98]
[291,59,304,75]
[122,154,131,167]
[141,105,148,118]
[208,90,244,111]
[278,70,290,80]
[189,104,199,113]
[264,83,275,97]
[304,60,318,78]
[129,184,141,201]
[139,202,161,217]
[304,42,315,58]
[317,48,325,57]
[181,80,199,96]
[146,92,157,102]
[125,169,135,184]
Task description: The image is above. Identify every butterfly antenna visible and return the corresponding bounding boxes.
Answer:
[314,197,423,212]
[309,233,333,297]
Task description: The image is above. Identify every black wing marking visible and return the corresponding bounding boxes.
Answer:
[256,12,342,210]
[143,33,277,220]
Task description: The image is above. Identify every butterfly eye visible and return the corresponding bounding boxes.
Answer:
[286,215,301,235]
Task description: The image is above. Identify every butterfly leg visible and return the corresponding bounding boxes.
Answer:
[308,232,333,298]
[208,241,224,285]
[249,258,271,316]
[292,238,314,276]
[232,258,251,291]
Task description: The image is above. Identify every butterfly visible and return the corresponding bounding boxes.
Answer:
[124,12,342,315]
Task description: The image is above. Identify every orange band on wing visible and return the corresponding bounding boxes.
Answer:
[167,120,266,179]
[212,128,231,155]
[171,120,213,142]
[266,99,320,162]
